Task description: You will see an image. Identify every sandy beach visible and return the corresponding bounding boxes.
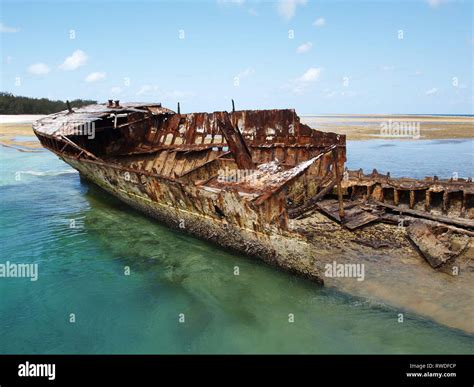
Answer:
[0,114,45,124]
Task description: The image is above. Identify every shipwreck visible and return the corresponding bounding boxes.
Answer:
[32,101,474,293]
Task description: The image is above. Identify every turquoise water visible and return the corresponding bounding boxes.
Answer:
[1,140,473,354]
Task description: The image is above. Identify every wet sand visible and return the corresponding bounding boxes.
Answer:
[301,114,474,140]
[0,115,45,150]
[0,123,42,150]
[301,212,474,334]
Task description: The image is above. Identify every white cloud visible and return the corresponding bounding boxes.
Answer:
[426,0,446,7]
[380,65,395,71]
[0,22,19,33]
[28,62,51,75]
[85,72,106,82]
[296,42,312,54]
[277,0,307,21]
[313,17,325,27]
[59,50,88,71]
[298,67,321,82]
[425,87,438,95]
[285,67,322,94]
[235,67,255,79]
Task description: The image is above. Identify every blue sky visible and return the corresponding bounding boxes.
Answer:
[1,0,473,114]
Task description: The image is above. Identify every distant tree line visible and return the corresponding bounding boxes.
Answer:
[0,92,96,114]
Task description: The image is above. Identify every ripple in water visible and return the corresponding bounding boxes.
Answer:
[0,145,473,354]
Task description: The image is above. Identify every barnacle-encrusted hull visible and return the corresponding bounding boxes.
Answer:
[33,102,474,332]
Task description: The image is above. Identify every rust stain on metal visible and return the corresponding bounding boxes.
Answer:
[32,101,474,283]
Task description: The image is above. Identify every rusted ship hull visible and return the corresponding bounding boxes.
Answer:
[33,101,474,332]
[61,154,323,281]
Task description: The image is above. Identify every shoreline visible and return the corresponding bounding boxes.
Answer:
[2,114,474,147]
[300,115,474,140]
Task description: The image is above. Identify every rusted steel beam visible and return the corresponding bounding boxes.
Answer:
[59,135,99,160]
[394,189,400,206]
[117,116,149,129]
[216,112,254,170]
[366,185,372,201]
[372,200,474,229]
[425,190,431,211]
[60,142,69,152]
[461,192,467,217]
[345,169,474,194]
[252,145,337,207]
[443,191,449,213]
[409,190,415,209]
[288,177,337,219]
[333,147,345,220]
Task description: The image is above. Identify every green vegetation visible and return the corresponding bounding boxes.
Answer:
[0,92,96,114]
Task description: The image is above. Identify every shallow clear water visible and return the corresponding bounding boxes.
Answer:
[1,140,473,354]
[12,136,38,142]
[347,138,473,179]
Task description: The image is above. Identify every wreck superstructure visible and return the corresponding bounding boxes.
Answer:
[32,101,474,295]
[32,101,350,279]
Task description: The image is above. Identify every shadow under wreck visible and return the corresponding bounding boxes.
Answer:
[33,100,474,332]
